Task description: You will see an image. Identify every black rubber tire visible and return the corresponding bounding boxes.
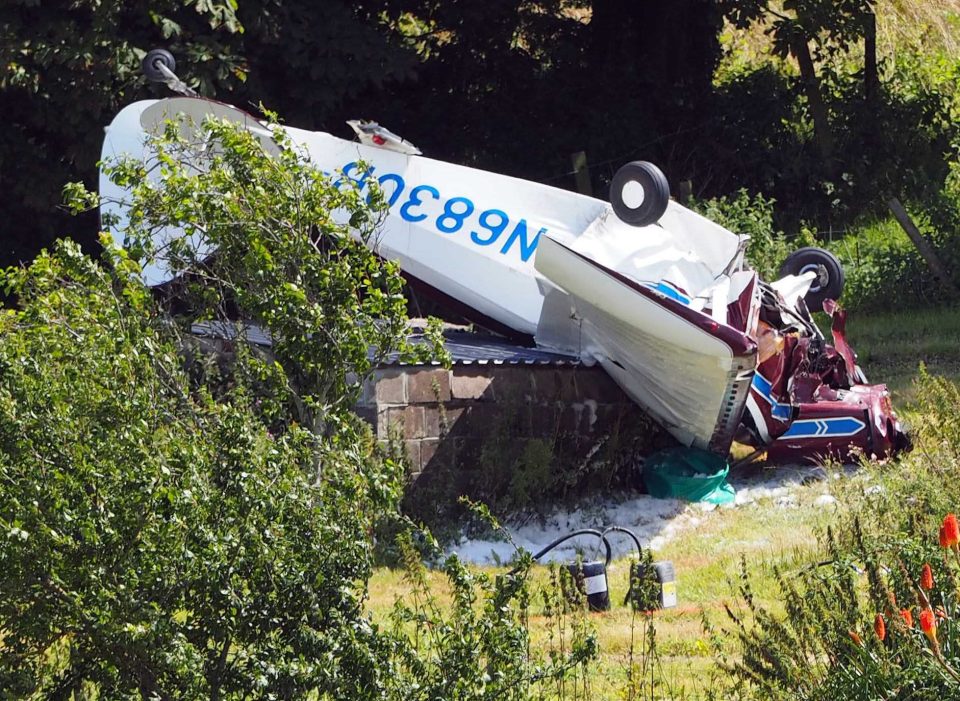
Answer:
[778,246,845,309]
[610,161,670,227]
[142,49,176,83]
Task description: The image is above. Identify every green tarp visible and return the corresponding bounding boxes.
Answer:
[643,447,735,505]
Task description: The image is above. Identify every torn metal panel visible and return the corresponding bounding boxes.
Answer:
[738,286,907,462]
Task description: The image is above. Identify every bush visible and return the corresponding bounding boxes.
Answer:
[383,535,600,700]
[824,217,932,311]
[0,113,443,697]
[714,371,960,700]
[0,242,404,697]
[0,113,617,700]
[717,45,960,231]
[826,206,960,312]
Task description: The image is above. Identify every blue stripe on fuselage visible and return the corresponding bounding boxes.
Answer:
[645,281,690,305]
[751,372,792,421]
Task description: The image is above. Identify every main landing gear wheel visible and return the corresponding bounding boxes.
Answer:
[779,246,845,309]
[610,161,670,227]
[142,49,176,83]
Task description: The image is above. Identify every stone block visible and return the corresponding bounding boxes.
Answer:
[357,377,377,406]
[437,406,467,435]
[557,370,580,402]
[450,369,495,401]
[574,369,626,402]
[454,436,485,471]
[461,403,508,432]
[595,402,635,432]
[491,367,535,401]
[373,408,390,441]
[354,406,377,432]
[559,402,591,434]
[381,406,425,440]
[407,369,451,404]
[527,401,562,436]
[375,408,391,440]
[375,369,407,405]
[529,368,578,402]
[419,438,441,469]
[404,440,421,473]
[402,406,426,439]
[423,406,450,438]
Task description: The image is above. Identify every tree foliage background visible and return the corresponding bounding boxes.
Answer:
[4,0,960,271]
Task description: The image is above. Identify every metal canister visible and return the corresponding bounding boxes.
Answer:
[654,560,677,608]
[567,560,611,612]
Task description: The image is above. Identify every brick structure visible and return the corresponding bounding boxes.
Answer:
[191,321,669,522]
[360,364,640,474]
[357,334,672,527]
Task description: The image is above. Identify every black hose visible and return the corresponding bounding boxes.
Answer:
[601,526,643,559]
[602,526,650,608]
[531,528,612,566]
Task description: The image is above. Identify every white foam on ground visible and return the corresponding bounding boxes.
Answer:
[447,464,831,566]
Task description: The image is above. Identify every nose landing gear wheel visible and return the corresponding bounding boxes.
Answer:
[778,246,845,309]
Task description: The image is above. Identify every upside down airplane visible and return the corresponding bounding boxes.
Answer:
[98,50,910,465]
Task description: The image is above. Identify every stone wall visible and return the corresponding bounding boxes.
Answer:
[357,363,671,523]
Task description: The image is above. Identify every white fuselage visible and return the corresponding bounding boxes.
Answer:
[100,97,760,451]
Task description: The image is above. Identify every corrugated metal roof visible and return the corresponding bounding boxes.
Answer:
[191,321,274,347]
[385,330,580,366]
[190,322,580,366]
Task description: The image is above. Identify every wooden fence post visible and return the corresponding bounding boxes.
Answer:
[571,151,592,196]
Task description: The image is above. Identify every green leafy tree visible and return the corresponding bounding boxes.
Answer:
[721,0,878,165]
[0,107,604,699]
[234,1,418,132]
[0,114,443,697]
[0,0,413,272]
[355,0,726,190]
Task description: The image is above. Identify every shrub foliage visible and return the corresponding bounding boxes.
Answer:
[0,116,437,697]
[0,114,615,700]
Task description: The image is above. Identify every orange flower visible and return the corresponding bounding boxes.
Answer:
[848,630,863,646]
[944,514,960,549]
[941,525,950,549]
[921,563,935,591]
[920,607,938,644]
[874,613,886,641]
[901,608,914,628]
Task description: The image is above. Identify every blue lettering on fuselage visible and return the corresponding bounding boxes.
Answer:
[338,161,547,263]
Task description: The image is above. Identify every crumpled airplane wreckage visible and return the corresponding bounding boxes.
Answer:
[99,50,910,466]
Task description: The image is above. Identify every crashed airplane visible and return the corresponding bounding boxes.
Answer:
[98,51,910,465]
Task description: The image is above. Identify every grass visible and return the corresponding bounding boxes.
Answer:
[369,486,837,699]
[369,305,960,699]
[845,307,960,405]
